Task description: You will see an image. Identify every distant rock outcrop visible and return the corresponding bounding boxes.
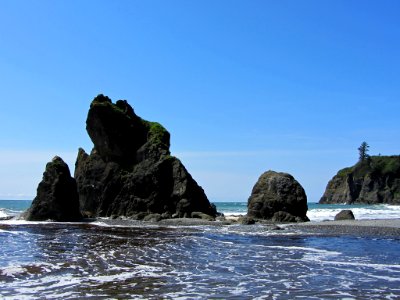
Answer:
[320,156,400,205]
[334,210,355,221]
[247,171,309,222]
[74,95,216,219]
[25,156,82,221]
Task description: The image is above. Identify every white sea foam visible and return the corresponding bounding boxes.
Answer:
[368,275,400,282]
[262,245,341,256]
[224,212,246,216]
[1,266,25,277]
[90,220,112,227]
[0,228,24,235]
[88,271,138,283]
[300,256,400,273]
[0,209,11,219]
[0,219,46,225]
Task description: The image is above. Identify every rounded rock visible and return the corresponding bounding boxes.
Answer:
[247,170,308,222]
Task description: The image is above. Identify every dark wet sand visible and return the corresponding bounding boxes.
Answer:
[290,219,400,237]
[59,216,400,238]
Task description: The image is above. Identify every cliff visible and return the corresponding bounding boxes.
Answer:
[319,156,400,204]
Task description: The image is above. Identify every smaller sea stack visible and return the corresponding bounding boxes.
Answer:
[247,170,309,222]
[25,156,82,221]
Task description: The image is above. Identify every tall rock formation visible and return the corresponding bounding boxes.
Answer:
[247,171,309,222]
[320,156,400,204]
[25,156,82,221]
[74,95,216,219]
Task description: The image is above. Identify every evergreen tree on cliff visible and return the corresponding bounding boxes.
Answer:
[358,141,370,162]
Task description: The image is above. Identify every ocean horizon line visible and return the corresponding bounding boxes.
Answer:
[0,199,325,203]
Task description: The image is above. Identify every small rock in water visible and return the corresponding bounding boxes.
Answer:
[272,211,302,223]
[239,216,256,225]
[143,213,163,222]
[191,212,215,221]
[334,210,355,221]
[271,225,284,231]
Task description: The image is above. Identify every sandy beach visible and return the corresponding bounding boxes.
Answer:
[97,216,400,238]
[291,218,400,237]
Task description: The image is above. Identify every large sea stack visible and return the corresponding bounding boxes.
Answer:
[74,95,216,219]
[320,156,400,204]
[25,156,82,221]
[247,170,309,222]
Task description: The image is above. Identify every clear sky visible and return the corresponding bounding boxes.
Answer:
[1,0,399,202]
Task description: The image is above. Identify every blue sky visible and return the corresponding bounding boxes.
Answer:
[0,1,399,202]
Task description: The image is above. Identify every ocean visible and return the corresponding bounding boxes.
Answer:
[1,200,400,299]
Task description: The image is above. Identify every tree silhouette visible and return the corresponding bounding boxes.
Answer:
[358,141,370,162]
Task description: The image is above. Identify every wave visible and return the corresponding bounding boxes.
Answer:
[0,209,8,218]
[307,204,400,222]
[0,207,26,219]
[218,202,400,222]
[261,245,341,256]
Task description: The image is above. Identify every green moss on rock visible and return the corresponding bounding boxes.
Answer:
[371,156,400,176]
[337,167,353,178]
[335,156,400,179]
[147,122,170,148]
[91,94,112,105]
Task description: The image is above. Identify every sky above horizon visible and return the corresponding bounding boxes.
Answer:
[1,1,399,202]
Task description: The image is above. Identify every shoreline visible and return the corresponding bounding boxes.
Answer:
[2,211,400,237]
